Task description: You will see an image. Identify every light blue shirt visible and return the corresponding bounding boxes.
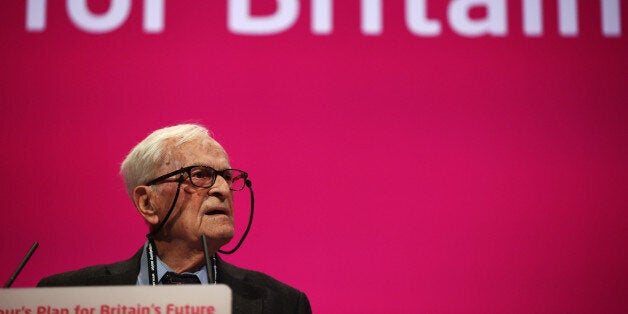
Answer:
[136,241,208,285]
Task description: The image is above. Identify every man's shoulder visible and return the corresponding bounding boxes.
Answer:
[221,260,298,292]
[219,259,311,313]
[37,250,142,287]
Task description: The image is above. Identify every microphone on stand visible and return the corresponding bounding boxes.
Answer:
[4,242,39,288]
[201,235,217,284]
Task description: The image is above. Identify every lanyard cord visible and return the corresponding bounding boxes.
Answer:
[146,237,159,286]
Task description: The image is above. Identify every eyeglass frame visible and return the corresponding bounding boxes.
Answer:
[145,165,248,191]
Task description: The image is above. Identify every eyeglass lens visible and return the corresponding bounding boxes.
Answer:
[188,166,246,191]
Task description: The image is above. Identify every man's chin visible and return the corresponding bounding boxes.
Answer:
[203,227,234,244]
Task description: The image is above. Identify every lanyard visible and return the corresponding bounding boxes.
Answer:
[146,238,218,285]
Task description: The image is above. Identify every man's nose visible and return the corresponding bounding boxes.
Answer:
[208,175,231,198]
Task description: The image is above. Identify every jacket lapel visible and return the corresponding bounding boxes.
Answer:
[218,257,263,314]
[94,248,143,285]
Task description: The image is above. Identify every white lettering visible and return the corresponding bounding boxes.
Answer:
[601,0,621,37]
[522,0,542,36]
[361,0,383,35]
[448,0,507,37]
[558,0,578,36]
[312,0,333,34]
[26,0,46,31]
[228,0,299,35]
[143,0,165,33]
[22,0,623,37]
[67,0,131,33]
[27,0,162,33]
[406,0,442,36]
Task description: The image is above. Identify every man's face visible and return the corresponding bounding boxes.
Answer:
[151,137,235,248]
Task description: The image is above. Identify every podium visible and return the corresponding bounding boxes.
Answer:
[0,285,232,314]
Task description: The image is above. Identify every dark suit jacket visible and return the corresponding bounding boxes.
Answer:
[38,249,311,314]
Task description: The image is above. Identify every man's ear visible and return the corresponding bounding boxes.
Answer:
[133,185,159,225]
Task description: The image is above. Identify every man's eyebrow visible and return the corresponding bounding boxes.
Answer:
[189,164,233,169]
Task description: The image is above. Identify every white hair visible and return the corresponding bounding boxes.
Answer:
[120,124,211,197]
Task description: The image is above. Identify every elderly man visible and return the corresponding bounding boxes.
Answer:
[38,124,311,314]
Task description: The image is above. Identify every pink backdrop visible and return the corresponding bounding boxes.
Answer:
[1,1,627,313]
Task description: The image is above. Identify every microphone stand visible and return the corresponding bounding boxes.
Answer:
[4,242,39,288]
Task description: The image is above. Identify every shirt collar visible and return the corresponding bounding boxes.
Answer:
[137,241,208,285]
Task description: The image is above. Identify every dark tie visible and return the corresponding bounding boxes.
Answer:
[161,271,201,285]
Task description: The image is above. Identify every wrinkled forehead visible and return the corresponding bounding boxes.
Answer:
[161,137,230,171]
